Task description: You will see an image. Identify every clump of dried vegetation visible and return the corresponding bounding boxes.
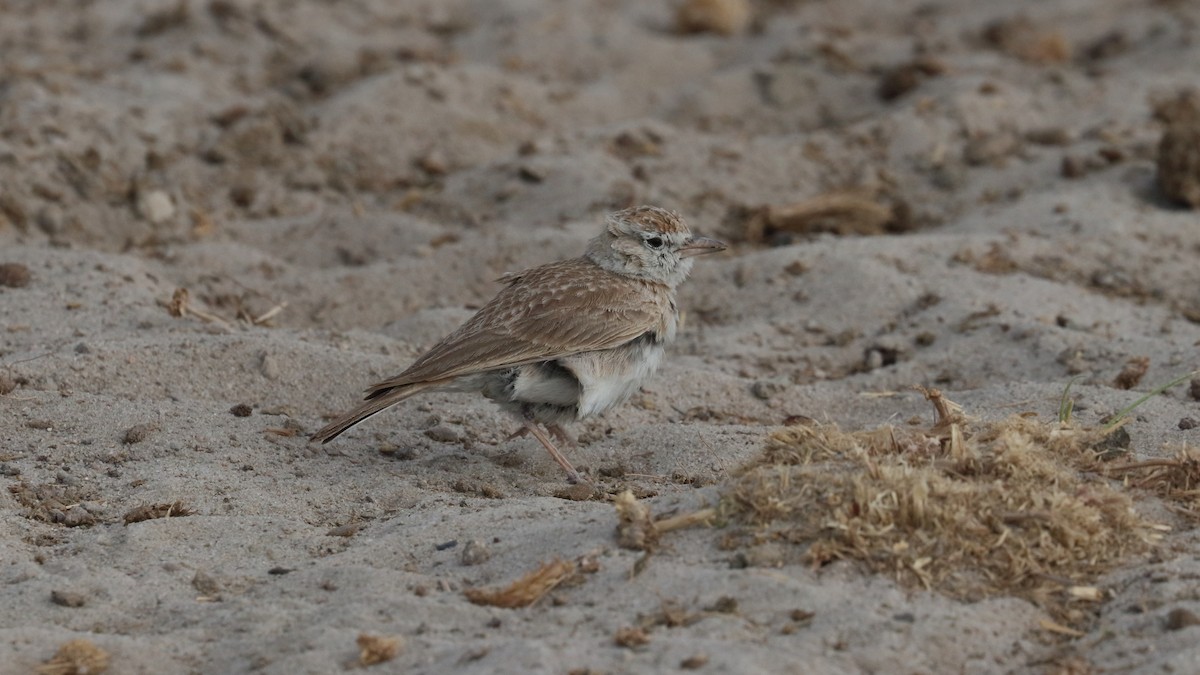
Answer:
[723,388,1165,625]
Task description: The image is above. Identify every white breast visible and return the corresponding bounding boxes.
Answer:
[566,339,666,419]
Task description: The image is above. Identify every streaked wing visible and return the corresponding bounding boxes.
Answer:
[365,258,668,397]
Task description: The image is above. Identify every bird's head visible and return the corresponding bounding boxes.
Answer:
[586,206,726,286]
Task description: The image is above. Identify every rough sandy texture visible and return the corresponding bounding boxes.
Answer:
[2,1,1200,673]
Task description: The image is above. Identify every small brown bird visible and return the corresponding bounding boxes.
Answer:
[311,206,726,484]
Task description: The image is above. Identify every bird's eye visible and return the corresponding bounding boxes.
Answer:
[645,236,664,249]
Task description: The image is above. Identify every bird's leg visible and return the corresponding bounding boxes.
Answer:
[520,410,586,484]
[546,423,577,448]
[507,423,574,446]
[524,422,585,485]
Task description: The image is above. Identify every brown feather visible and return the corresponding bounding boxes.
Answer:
[363,258,671,397]
[312,379,450,443]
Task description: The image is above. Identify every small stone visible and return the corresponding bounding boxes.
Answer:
[54,506,96,527]
[1180,417,1198,430]
[751,378,787,400]
[707,596,739,614]
[0,263,31,288]
[676,0,750,36]
[35,205,63,234]
[680,653,710,669]
[554,482,596,501]
[1061,155,1088,179]
[1158,122,1200,208]
[326,522,360,537]
[123,424,152,444]
[424,425,460,443]
[137,189,176,224]
[1025,127,1072,146]
[259,352,281,380]
[964,132,1020,166]
[192,570,221,596]
[0,463,20,476]
[1165,607,1200,631]
[1189,377,1200,401]
[1112,356,1149,390]
[0,374,15,395]
[229,403,253,417]
[417,150,448,176]
[613,626,650,648]
[50,589,87,608]
[863,341,906,371]
[460,539,491,566]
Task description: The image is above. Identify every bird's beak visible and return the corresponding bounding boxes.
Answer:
[678,236,727,258]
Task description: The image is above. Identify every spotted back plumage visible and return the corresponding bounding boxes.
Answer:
[365,258,673,398]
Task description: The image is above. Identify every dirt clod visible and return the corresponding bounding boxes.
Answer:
[122,424,153,444]
[1158,122,1200,208]
[50,589,87,608]
[0,262,31,288]
[613,626,651,648]
[1113,356,1150,390]
[1165,608,1200,631]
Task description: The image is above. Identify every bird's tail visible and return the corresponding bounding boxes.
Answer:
[309,380,448,443]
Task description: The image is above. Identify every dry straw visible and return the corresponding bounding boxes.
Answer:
[725,388,1160,625]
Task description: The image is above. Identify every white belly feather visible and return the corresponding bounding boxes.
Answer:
[566,339,665,419]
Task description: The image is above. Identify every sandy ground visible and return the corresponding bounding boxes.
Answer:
[2,0,1200,673]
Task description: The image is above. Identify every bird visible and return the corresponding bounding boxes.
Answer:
[310,206,726,484]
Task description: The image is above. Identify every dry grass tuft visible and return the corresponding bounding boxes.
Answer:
[36,639,110,675]
[122,501,195,525]
[356,633,403,666]
[724,389,1157,624]
[1104,446,1200,520]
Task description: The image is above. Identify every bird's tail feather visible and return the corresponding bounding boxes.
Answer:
[310,380,447,443]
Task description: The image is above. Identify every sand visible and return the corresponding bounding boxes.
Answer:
[2,0,1200,673]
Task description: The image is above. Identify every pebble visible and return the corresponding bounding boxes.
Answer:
[123,424,152,444]
[137,189,176,224]
[676,0,750,36]
[751,378,788,400]
[0,262,31,288]
[259,353,281,380]
[50,589,87,608]
[424,425,460,443]
[1158,122,1200,208]
[460,539,491,566]
[192,570,221,596]
[1165,607,1200,631]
